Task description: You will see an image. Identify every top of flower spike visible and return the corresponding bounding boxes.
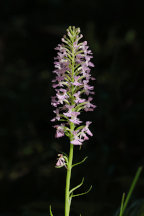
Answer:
[61,26,85,48]
[51,26,96,145]
[67,26,81,38]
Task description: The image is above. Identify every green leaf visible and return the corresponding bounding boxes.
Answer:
[72,156,88,168]
[122,166,143,214]
[119,166,143,216]
[75,102,87,110]
[69,178,84,195]
[119,193,125,216]
[75,125,85,131]
[74,64,81,71]
[49,205,53,216]
[72,185,92,198]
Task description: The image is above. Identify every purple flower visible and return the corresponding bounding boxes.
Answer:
[56,89,68,104]
[63,105,75,117]
[71,131,83,145]
[51,26,96,145]
[56,154,66,168]
[81,121,93,137]
[73,76,83,86]
[74,91,85,104]
[83,80,94,95]
[51,108,61,122]
[51,96,59,107]
[69,112,82,125]
[53,124,65,138]
[84,97,96,112]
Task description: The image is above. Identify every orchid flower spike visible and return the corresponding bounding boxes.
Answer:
[51,26,96,146]
[50,26,95,216]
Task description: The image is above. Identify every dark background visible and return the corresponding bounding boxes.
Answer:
[0,0,144,215]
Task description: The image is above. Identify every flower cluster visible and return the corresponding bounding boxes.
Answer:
[51,26,96,146]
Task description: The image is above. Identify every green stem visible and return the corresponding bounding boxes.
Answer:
[65,123,74,216]
[65,30,75,216]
